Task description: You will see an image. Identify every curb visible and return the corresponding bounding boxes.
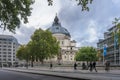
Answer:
[4,68,90,80]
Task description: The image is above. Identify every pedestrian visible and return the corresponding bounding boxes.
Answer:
[0,63,2,68]
[92,61,97,72]
[50,62,53,69]
[74,62,77,70]
[105,61,110,72]
[88,62,93,72]
[82,62,86,70]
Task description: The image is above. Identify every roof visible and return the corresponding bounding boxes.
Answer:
[47,15,71,37]
[0,35,18,44]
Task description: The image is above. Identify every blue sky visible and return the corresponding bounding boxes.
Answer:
[0,0,120,47]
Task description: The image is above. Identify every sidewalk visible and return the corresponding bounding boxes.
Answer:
[2,67,120,80]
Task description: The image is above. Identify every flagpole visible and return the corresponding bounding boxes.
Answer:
[103,45,104,65]
[103,44,107,65]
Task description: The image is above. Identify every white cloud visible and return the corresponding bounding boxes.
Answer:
[87,20,98,43]
[24,0,61,29]
[112,0,120,4]
[1,0,120,48]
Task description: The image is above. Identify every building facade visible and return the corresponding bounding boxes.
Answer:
[47,15,78,64]
[97,25,120,65]
[0,35,19,67]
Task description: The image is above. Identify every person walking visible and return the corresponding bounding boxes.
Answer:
[82,62,86,70]
[74,62,77,70]
[88,62,93,72]
[105,61,110,72]
[50,62,53,69]
[92,61,97,72]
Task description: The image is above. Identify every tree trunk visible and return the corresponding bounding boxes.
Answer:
[31,61,33,67]
[31,56,34,67]
[40,60,44,64]
[118,44,120,65]
[26,60,28,69]
[87,61,88,66]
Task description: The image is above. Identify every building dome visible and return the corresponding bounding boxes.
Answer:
[47,15,71,37]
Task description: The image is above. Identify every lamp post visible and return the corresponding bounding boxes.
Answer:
[113,25,119,65]
[114,27,117,65]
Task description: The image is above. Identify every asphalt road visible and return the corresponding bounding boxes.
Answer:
[0,69,77,80]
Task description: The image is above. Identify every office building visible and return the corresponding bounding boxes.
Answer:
[97,25,120,65]
[0,35,19,66]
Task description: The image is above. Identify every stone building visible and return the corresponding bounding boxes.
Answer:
[47,15,78,64]
[0,35,19,66]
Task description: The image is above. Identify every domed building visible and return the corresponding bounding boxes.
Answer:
[47,15,78,64]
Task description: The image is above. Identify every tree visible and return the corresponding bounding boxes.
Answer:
[0,0,34,33]
[0,0,93,32]
[17,45,27,60]
[75,46,98,65]
[30,28,60,64]
[48,0,93,11]
[112,18,120,44]
[16,45,30,68]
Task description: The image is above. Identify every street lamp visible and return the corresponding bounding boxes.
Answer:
[113,26,117,65]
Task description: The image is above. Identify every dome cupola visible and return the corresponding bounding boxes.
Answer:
[47,14,71,37]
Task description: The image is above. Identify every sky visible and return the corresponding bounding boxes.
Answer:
[0,0,120,47]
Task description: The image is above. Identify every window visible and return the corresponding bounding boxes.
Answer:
[3,49,6,51]
[8,59,11,61]
[3,52,6,54]
[4,42,6,44]
[8,52,11,54]
[8,49,11,51]
[3,55,6,57]
[8,46,11,48]
[3,59,6,61]
[3,45,6,47]
[8,55,11,57]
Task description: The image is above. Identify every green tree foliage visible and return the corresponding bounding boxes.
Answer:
[75,46,98,62]
[17,28,60,66]
[16,45,30,61]
[30,28,60,63]
[48,0,93,11]
[112,18,120,44]
[0,0,34,33]
[0,0,92,32]
[17,45,31,68]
